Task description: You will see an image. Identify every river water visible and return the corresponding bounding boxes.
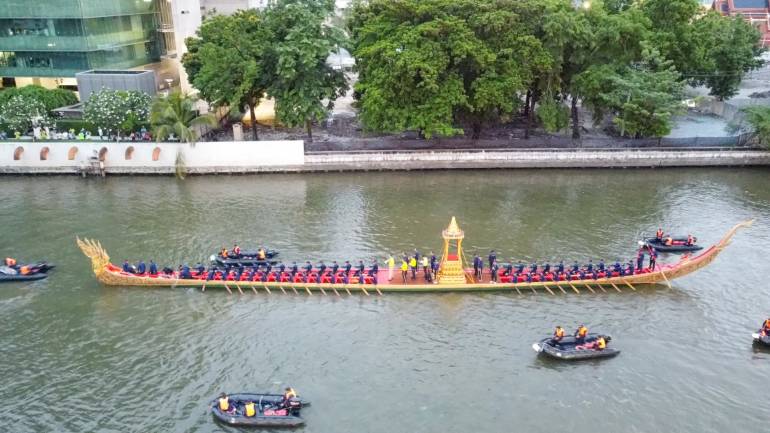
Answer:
[1,168,769,433]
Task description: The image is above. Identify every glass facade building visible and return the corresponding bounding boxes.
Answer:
[0,0,160,78]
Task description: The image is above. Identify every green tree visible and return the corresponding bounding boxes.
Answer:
[740,106,770,147]
[0,85,78,113]
[690,13,763,100]
[150,91,218,144]
[182,9,269,140]
[641,0,762,100]
[576,49,685,138]
[351,0,548,138]
[83,89,151,138]
[0,94,51,133]
[264,0,348,141]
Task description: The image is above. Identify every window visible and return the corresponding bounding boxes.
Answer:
[13,146,23,160]
[125,146,134,160]
[152,147,161,161]
[40,146,50,160]
[68,146,78,160]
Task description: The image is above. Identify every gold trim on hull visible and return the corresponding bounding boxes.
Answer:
[76,220,752,294]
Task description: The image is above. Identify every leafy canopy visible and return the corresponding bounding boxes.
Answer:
[83,88,151,136]
[150,91,217,144]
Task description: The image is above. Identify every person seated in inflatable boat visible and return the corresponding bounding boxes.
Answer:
[281,387,298,408]
[551,326,565,345]
[577,335,607,351]
[761,318,770,336]
[218,393,236,415]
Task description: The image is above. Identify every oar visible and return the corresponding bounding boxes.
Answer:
[344,286,352,296]
[305,286,312,296]
[234,282,244,295]
[659,268,673,289]
[568,282,580,294]
[291,286,298,295]
[319,286,327,296]
[542,284,555,296]
[201,279,207,292]
[360,284,370,296]
[582,283,596,294]
[223,282,233,295]
[592,282,607,293]
[251,284,258,294]
[332,286,340,297]
[279,285,287,294]
[262,282,271,294]
[622,279,637,291]
[555,282,567,294]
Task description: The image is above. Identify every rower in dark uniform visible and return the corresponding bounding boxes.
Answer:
[505,260,513,276]
[369,260,379,284]
[543,263,551,274]
[648,248,657,270]
[585,259,594,273]
[571,261,580,274]
[331,261,339,276]
[206,267,216,280]
[357,260,365,283]
[625,261,634,275]
[473,255,480,279]
[136,260,146,274]
[195,262,205,273]
[613,260,622,275]
[149,260,158,276]
[318,261,327,279]
[180,264,192,279]
[516,260,525,274]
[430,252,437,268]
[490,260,499,283]
[477,258,484,281]
[557,260,565,274]
[278,262,286,274]
[636,249,645,271]
[488,250,497,270]
[290,261,299,278]
[344,260,352,276]
[303,261,312,282]
[597,260,605,273]
[529,262,537,274]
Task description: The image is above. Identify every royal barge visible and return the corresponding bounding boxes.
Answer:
[77,218,751,294]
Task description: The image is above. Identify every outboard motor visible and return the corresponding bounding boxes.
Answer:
[287,398,302,415]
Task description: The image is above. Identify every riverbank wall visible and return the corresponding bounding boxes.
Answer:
[1,140,769,174]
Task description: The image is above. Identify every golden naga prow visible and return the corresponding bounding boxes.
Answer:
[76,219,754,294]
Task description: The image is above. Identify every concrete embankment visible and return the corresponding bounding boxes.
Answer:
[303,148,770,171]
[1,140,769,174]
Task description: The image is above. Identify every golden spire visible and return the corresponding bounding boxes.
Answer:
[442,216,464,240]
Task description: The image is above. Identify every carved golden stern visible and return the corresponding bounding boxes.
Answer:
[76,237,111,282]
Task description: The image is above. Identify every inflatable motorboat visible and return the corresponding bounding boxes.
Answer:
[752,331,770,347]
[211,248,279,267]
[532,334,620,360]
[210,393,308,427]
[0,262,54,283]
[645,237,703,253]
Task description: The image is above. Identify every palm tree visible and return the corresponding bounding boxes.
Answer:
[150,91,217,144]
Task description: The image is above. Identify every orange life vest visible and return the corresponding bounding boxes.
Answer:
[218,397,229,411]
[284,388,297,400]
[656,229,663,239]
[597,337,606,349]
[664,237,673,246]
[763,319,770,330]
[221,249,228,258]
[258,249,266,260]
[245,402,256,417]
[554,328,564,338]
[577,326,588,338]
[19,266,30,275]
